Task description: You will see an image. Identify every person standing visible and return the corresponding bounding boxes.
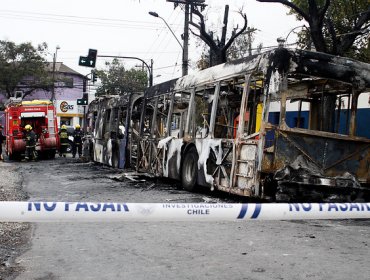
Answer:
[23,124,37,161]
[72,124,83,158]
[58,124,69,157]
[0,124,5,161]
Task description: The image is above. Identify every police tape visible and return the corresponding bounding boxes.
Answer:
[0,202,369,222]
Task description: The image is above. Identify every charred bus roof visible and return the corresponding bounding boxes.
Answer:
[145,48,370,98]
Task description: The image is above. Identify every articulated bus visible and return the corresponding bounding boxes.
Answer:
[87,92,142,168]
[89,47,370,200]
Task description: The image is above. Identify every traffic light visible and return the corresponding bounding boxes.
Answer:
[78,49,98,68]
[77,98,88,105]
[87,49,97,67]
[77,93,89,105]
[92,70,97,83]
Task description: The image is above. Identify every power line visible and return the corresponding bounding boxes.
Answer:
[0,10,177,30]
[0,16,162,30]
[146,9,183,61]
[144,8,177,58]
[0,9,181,26]
[154,64,181,70]
[143,8,184,81]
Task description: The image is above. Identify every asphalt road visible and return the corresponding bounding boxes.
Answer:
[8,156,370,280]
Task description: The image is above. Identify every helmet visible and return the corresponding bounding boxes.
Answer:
[75,124,81,129]
[61,125,67,130]
[25,124,32,131]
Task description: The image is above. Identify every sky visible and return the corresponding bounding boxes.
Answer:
[0,0,300,85]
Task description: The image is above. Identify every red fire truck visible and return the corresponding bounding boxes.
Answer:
[5,99,60,160]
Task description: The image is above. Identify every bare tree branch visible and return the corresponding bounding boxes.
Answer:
[318,0,331,23]
[223,11,248,52]
[256,0,310,21]
[220,5,229,47]
[258,0,329,52]
[355,5,370,27]
[339,6,370,53]
[325,16,338,54]
[189,6,218,50]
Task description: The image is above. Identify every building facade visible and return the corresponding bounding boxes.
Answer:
[0,62,89,129]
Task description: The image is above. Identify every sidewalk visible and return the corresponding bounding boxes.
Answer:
[0,161,30,279]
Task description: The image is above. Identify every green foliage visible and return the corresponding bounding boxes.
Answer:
[0,40,49,98]
[227,28,262,60]
[196,52,210,70]
[197,28,261,70]
[95,59,148,96]
[227,31,252,60]
[289,0,370,61]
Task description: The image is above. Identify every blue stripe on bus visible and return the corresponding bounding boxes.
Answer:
[268,108,370,140]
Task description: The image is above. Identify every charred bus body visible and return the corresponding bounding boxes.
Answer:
[87,92,142,168]
[90,48,370,201]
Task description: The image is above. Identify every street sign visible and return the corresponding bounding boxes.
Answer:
[78,49,98,68]
[79,56,94,67]
[77,98,88,105]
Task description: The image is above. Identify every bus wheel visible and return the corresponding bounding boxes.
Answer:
[181,147,199,191]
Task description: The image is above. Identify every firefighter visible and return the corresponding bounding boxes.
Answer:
[58,124,69,157]
[0,124,5,161]
[23,124,37,161]
[72,124,83,158]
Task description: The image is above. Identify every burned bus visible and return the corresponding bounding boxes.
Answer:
[132,47,370,200]
[87,92,142,168]
[88,48,370,200]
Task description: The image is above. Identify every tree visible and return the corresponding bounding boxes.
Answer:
[95,59,148,96]
[0,40,50,99]
[196,28,261,70]
[227,27,262,60]
[190,5,253,66]
[257,0,370,60]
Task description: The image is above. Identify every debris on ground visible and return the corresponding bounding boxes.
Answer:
[108,171,153,182]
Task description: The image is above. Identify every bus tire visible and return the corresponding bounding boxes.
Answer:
[181,147,199,191]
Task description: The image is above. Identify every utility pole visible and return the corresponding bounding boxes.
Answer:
[248,28,252,56]
[183,3,189,76]
[51,45,60,102]
[167,0,207,76]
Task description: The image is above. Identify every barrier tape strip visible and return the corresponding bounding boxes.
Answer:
[0,202,369,222]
